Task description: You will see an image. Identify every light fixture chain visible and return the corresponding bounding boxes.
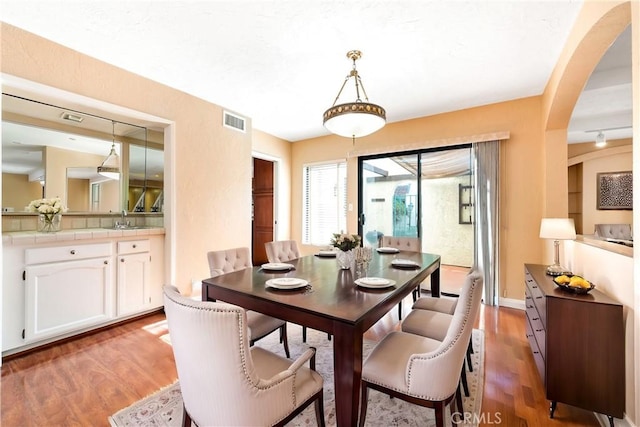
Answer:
[330,76,351,107]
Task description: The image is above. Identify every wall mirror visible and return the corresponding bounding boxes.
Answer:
[1,93,164,214]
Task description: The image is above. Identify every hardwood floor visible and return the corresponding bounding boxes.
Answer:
[2,301,601,426]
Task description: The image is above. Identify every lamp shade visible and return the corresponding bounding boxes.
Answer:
[323,102,386,138]
[539,218,576,240]
[97,143,120,180]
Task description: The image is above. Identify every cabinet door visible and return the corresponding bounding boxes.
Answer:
[25,257,114,342]
[117,252,151,316]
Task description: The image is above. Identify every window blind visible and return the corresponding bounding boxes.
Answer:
[303,162,347,245]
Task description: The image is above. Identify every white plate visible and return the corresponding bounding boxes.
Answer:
[355,277,396,289]
[266,278,309,289]
[377,247,400,253]
[317,250,337,257]
[392,259,420,268]
[261,263,294,271]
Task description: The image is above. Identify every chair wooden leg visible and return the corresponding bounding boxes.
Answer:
[302,326,307,343]
[358,384,369,427]
[281,325,290,358]
[434,401,445,427]
[461,364,469,397]
[398,301,403,320]
[466,341,473,372]
[182,403,192,427]
[327,333,331,341]
[455,381,464,415]
[314,391,325,427]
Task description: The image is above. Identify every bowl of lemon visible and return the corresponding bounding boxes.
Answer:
[553,275,596,294]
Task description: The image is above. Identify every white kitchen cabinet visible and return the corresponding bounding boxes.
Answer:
[2,228,165,356]
[117,240,151,316]
[24,243,115,343]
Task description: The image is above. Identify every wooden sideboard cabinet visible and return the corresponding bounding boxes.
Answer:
[524,264,624,426]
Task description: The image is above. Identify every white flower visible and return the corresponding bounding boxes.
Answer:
[330,232,361,251]
[27,197,67,215]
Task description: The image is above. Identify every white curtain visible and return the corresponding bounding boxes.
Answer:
[472,141,500,305]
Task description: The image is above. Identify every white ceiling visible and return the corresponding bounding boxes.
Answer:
[0,0,632,144]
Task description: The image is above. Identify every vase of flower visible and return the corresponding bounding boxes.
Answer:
[27,197,67,233]
[330,232,361,270]
[38,213,62,233]
[336,249,355,270]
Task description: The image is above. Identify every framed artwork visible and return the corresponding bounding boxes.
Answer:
[597,171,632,210]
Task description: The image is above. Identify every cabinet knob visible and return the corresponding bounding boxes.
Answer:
[121,258,125,262]
[132,244,137,248]
[70,250,76,255]
[104,260,108,265]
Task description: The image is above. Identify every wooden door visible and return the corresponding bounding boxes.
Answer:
[252,158,274,264]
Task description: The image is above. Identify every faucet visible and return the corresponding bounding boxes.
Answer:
[116,210,129,228]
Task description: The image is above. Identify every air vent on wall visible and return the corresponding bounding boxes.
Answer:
[223,111,246,133]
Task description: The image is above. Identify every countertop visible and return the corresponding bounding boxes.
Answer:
[2,227,165,246]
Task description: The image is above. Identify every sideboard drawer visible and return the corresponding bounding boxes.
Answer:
[525,313,545,384]
[525,273,546,326]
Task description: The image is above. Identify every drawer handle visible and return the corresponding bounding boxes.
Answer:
[533,351,539,354]
[535,296,543,299]
[70,250,76,255]
[532,317,539,321]
[535,329,544,332]
[527,304,533,309]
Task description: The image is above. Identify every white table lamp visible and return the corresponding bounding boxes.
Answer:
[539,218,576,276]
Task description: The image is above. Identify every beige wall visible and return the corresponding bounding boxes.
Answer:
[1,173,42,210]
[66,178,89,211]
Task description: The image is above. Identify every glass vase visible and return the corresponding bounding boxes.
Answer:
[336,249,354,270]
[38,213,62,233]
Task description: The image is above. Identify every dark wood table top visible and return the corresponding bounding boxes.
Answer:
[202,251,441,334]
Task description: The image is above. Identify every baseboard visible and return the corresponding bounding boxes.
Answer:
[595,412,636,427]
[498,297,525,310]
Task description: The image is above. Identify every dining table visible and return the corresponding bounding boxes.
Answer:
[201,249,441,427]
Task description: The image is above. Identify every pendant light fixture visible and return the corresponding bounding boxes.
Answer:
[97,121,120,180]
[323,50,386,141]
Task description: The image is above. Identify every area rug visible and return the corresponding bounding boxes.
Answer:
[109,325,484,427]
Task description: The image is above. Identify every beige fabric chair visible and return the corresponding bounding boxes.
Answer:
[163,286,325,427]
[265,240,301,263]
[207,247,290,357]
[379,236,422,319]
[594,223,632,240]
[359,272,483,427]
[379,235,421,252]
[403,271,481,397]
[264,240,330,343]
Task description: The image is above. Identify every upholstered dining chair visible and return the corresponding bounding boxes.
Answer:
[358,271,483,427]
[163,286,325,427]
[379,235,422,319]
[402,271,482,398]
[264,240,331,343]
[265,239,301,263]
[207,247,290,357]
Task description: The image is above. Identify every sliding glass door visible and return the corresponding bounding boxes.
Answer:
[359,154,419,248]
[359,146,473,295]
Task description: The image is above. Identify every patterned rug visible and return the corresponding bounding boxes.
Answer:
[109,325,484,427]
